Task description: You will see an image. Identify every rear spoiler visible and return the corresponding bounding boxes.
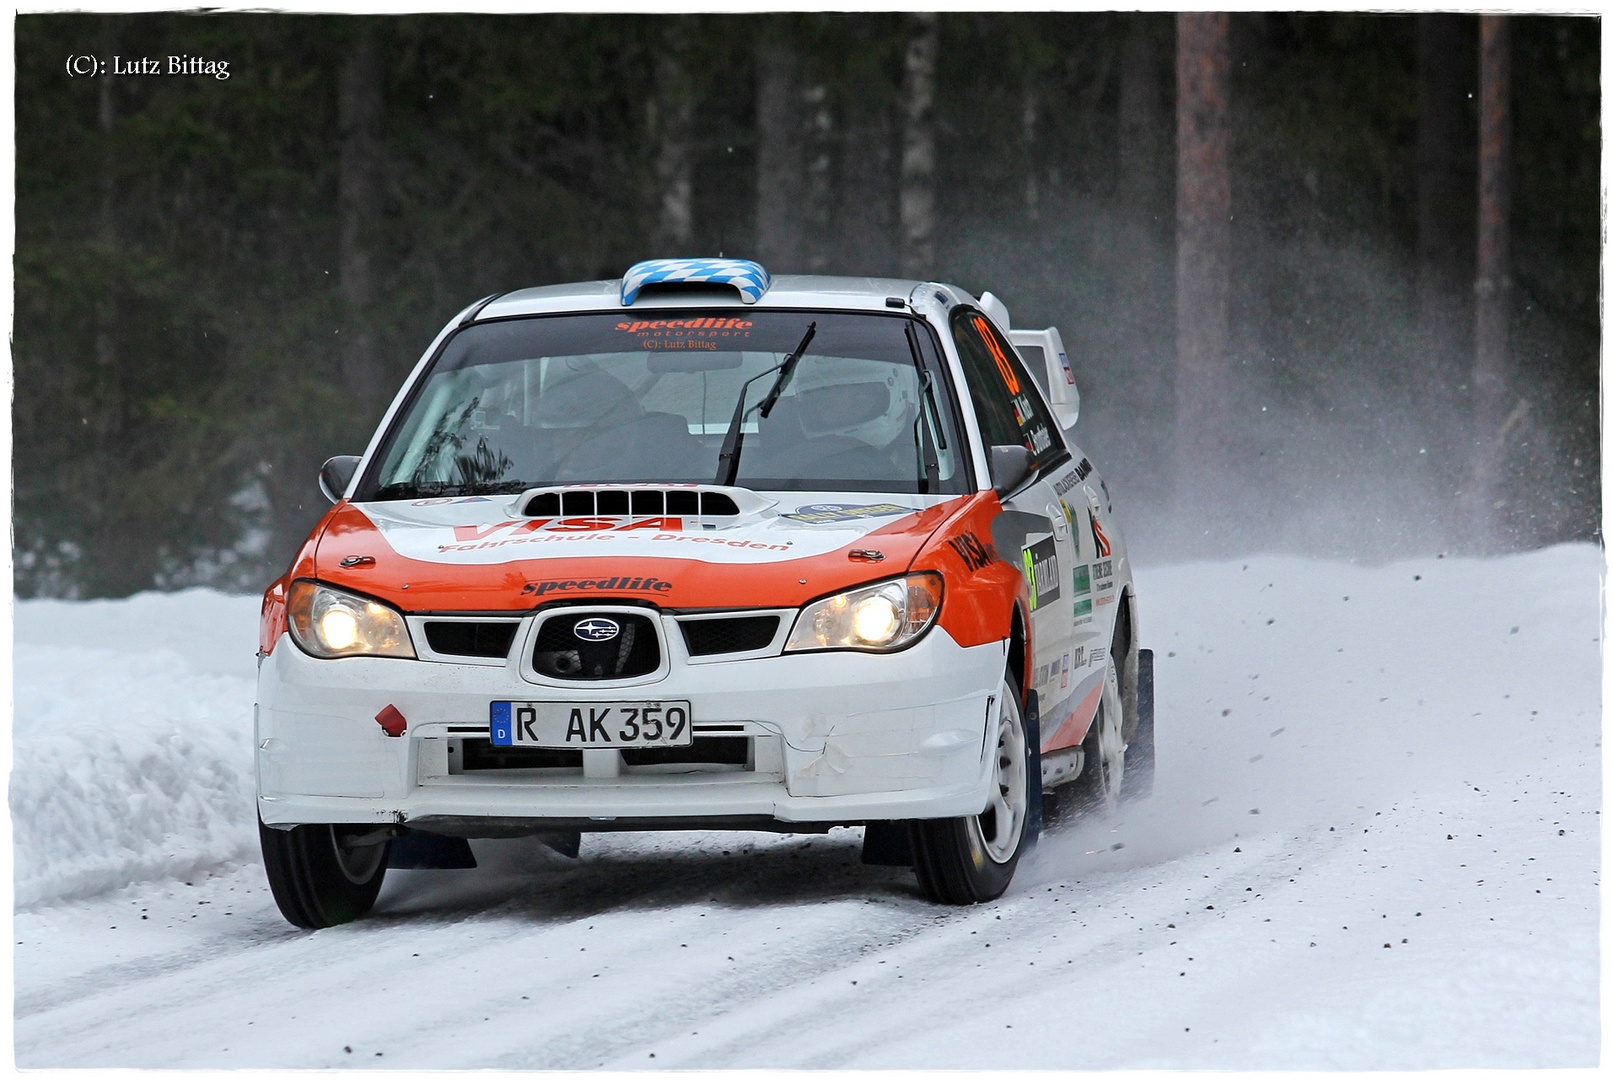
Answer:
[1009,327,1080,430]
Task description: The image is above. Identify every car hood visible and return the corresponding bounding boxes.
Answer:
[313,486,980,612]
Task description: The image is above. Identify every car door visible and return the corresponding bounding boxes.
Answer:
[948,308,1079,735]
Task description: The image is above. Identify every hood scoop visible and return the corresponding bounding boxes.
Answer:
[513,484,776,520]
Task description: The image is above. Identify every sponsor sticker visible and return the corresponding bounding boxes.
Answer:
[1071,563,1091,595]
[782,502,911,524]
[1089,645,1107,668]
[1021,537,1061,611]
[615,317,754,350]
[1089,509,1112,558]
[522,575,672,597]
[1073,597,1092,618]
[1060,651,1072,689]
[947,530,995,572]
[1096,558,1115,592]
[1051,458,1093,496]
[1096,593,1116,606]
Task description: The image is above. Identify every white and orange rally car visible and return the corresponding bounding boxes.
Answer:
[255,259,1154,927]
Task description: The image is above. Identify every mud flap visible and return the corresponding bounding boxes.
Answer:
[539,830,581,859]
[1023,689,1043,853]
[387,830,477,869]
[1120,648,1156,801]
[861,822,914,866]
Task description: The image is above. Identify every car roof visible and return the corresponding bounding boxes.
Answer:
[474,275,974,321]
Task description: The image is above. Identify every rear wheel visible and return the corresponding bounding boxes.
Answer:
[910,675,1032,904]
[259,819,390,929]
[1120,648,1155,801]
[1072,659,1125,812]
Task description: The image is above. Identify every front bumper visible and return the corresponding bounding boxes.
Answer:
[256,621,1006,830]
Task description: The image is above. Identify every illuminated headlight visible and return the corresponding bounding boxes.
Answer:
[286,580,415,659]
[784,573,943,653]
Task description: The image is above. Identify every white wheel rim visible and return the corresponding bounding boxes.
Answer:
[1096,664,1126,801]
[970,688,1027,864]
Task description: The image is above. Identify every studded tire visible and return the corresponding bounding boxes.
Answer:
[260,819,390,929]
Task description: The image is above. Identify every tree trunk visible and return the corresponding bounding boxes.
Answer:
[1119,15,1170,218]
[653,19,695,253]
[898,12,939,279]
[95,16,120,442]
[338,24,384,412]
[1174,12,1231,506]
[1021,80,1039,222]
[754,32,804,270]
[839,83,895,275]
[1117,14,1173,499]
[801,79,834,273]
[1467,15,1512,548]
[1415,15,1470,420]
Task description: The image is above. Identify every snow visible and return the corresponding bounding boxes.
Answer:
[11,590,261,907]
[11,544,1601,1068]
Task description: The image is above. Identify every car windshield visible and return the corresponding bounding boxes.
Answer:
[360,310,969,499]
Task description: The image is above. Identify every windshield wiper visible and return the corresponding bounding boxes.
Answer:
[757,322,816,420]
[714,321,817,487]
[905,322,943,493]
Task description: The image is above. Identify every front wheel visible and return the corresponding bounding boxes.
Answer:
[260,819,390,929]
[910,675,1032,904]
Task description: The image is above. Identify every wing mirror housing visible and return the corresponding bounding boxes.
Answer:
[319,455,362,504]
[989,445,1035,498]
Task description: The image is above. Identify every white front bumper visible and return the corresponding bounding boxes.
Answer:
[255,623,1005,829]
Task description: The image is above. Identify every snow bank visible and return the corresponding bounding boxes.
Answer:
[11,590,261,907]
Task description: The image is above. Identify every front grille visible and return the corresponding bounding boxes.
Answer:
[533,611,660,680]
[680,616,780,656]
[621,737,749,767]
[460,741,581,771]
[424,621,519,659]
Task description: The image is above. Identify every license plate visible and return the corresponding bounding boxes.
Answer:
[489,700,693,748]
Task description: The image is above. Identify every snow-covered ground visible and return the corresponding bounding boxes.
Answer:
[12,545,1601,1068]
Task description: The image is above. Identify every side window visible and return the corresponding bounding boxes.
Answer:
[950,309,1064,467]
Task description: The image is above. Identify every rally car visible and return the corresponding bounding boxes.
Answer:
[256,258,1154,928]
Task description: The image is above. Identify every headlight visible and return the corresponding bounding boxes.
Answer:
[286,580,416,659]
[784,572,942,653]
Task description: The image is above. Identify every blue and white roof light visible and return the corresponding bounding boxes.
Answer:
[620,258,772,305]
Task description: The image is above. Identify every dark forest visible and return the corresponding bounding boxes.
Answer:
[14,13,1600,597]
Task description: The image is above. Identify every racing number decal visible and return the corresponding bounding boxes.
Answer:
[974,315,1020,395]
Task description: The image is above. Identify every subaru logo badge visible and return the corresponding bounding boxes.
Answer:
[574,617,620,642]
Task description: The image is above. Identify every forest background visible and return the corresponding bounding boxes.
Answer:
[13,12,1601,598]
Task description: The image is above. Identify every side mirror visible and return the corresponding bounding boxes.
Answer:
[319,455,362,504]
[989,445,1034,497]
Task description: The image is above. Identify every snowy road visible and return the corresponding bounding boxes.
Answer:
[12,546,1601,1068]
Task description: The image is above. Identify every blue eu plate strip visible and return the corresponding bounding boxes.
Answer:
[490,701,512,746]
